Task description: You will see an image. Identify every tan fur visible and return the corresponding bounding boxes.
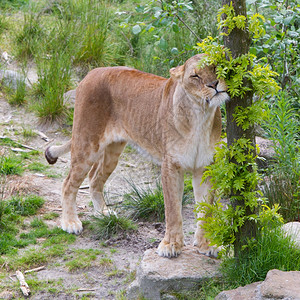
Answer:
[45,54,229,257]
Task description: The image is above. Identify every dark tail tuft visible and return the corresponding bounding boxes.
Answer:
[45,147,58,165]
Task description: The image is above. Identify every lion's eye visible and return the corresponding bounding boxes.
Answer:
[191,74,201,79]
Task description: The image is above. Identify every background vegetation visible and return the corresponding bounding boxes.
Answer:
[0,0,299,298]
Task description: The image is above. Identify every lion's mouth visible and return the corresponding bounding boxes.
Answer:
[206,90,229,104]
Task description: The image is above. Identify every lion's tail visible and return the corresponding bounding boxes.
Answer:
[45,139,71,165]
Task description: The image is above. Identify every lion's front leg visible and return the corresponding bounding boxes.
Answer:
[192,168,220,258]
[157,158,184,258]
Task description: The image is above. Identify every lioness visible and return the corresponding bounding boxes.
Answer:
[45,54,229,258]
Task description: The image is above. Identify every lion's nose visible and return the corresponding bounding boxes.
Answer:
[206,80,219,90]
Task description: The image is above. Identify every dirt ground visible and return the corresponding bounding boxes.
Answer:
[0,93,198,299]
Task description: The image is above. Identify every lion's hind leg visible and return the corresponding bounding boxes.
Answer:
[61,145,102,234]
[89,142,126,216]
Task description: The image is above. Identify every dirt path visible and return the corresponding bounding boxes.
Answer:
[0,95,197,299]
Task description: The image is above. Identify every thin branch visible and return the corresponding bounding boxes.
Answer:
[120,30,134,56]
[175,14,202,43]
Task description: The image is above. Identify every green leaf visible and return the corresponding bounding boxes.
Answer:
[283,16,293,25]
[172,23,179,33]
[132,25,141,35]
[159,38,168,50]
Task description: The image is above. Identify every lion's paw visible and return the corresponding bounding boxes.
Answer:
[193,239,221,258]
[61,216,83,234]
[157,239,183,258]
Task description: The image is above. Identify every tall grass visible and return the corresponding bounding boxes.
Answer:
[32,50,73,122]
[262,92,299,222]
[14,13,45,60]
[72,2,119,68]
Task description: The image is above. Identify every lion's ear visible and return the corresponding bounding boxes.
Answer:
[170,65,184,80]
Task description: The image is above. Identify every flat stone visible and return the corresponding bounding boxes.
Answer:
[127,246,220,300]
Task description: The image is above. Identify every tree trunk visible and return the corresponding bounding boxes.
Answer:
[222,0,257,257]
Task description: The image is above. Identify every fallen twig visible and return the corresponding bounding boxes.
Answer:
[16,270,30,297]
[11,147,32,153]
[35,130,50,142]
[76,288,96,292]
[0,136,37,151]
[24,266,45,274]
[11,266,46,277]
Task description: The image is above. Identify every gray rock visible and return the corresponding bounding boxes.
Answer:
[216,282,261,300]
[216,269,300,300]
[282,222,300,248]
[0,70,31,90]
[0,290,14,300]
[63,89,76,107]
[261,269,300,299]
[256,137,275,161]
[127,246,220,300]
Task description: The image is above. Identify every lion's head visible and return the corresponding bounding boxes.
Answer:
[170,54,230,107]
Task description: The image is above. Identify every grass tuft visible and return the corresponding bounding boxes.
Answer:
[8,194,44,216]
[0,153,24,175]
[5,79,27,106]
[90,213,137,240]
[122,181,189,222]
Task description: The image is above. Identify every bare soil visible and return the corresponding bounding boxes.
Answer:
[0,94,197,299]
